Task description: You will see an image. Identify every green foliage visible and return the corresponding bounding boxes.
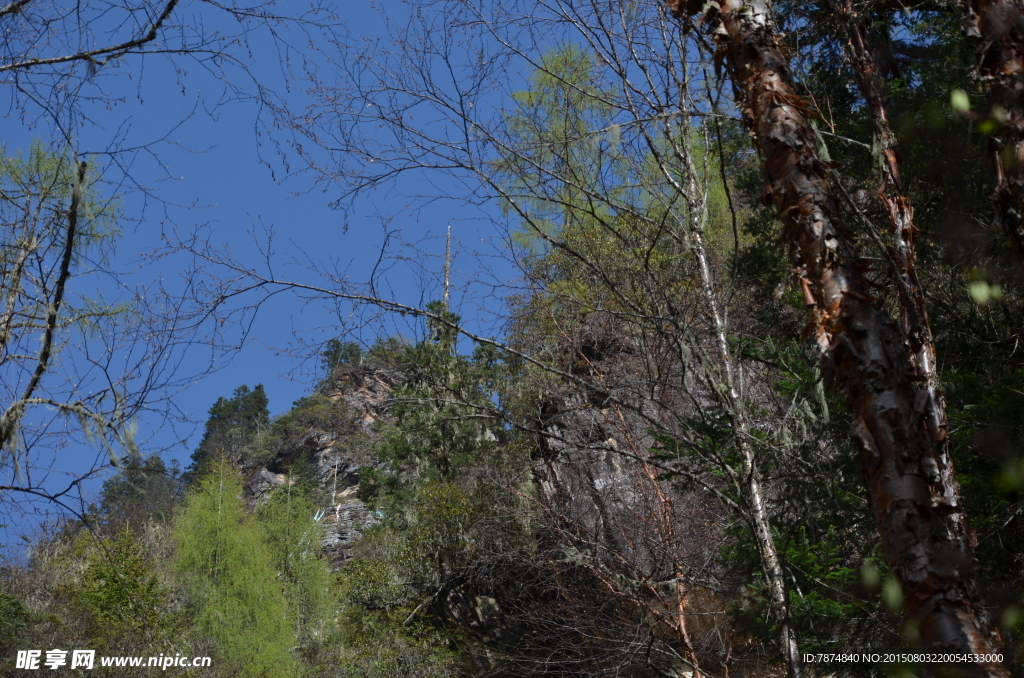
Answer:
[947,368,1024,493]
[332,613,459,678]
[173,461,298,676]
[725,520,895,668]
[14,9,1024,676]
[255,481,336,660]
[336,580,449,674]
[498,44,616,250]
[271,392,358,444]
[322,338,363,375]
[0,593,31,655]
[782,528,890,655]
[363,308,506,513]
[945,366,1024,647]
[497,45,738,385]
[337,558,409,610]
[392,481,476,586]
[0,141,120,263]
[345,475,526,608]
[364,335,412,368]
[72,527,179,652]
[331,483,476,678]
[187,384,270,478]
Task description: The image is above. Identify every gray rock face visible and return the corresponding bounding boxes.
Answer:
[326,367,398,432]
[243,365,395,568]
[528,319,728,592]
[533,391,675,580]
[321,501,379,567]
[245,431,344,506]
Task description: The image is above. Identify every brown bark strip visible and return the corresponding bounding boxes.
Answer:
[961,0,1024,255]
[666,1,1006,674]
[833,0,952,488]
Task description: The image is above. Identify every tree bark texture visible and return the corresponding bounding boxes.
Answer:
[690,217,803,678]
[833,0,952,491]
[961,0,1024,255]
[666,1,1006,674]
[738,435,802,678]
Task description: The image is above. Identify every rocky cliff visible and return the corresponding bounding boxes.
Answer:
[244,366,398,567]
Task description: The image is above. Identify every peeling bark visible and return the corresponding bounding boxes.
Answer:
[961,0,1024,255]
[832,0,949,487]
[666,1,1007,674]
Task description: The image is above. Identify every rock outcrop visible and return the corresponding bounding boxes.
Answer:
[243,366,397,567]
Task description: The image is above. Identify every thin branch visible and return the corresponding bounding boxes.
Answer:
[0,0,179,73]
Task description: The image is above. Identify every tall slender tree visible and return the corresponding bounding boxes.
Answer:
[665,0,1007,673]
[173,461,297,676]
[829,0,943,422]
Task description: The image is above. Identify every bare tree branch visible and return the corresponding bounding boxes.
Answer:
[0,0,179,73]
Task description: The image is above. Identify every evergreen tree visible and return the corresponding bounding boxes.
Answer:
[321,338,363,376]
[96,454,183,533]
[362,303,505,512]
[186,384,270,479]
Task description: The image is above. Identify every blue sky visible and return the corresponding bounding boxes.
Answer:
[1,1,530,540]
[1,0,712,547]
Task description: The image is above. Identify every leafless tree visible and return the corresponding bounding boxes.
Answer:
[0,144,201,530]
[1,0,337,129]
[0,0,340,526]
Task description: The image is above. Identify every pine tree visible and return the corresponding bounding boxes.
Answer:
[96,454,182,532]
[186,384,270,480]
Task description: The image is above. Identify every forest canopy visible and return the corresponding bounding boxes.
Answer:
[2,1,1024,677]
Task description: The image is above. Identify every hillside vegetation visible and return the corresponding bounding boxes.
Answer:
[3,1,1024,677]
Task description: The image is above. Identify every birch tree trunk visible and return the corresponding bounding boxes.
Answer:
[666,1,1007,674]
[960,0,1024,255]
[833,1,935,380]
[688,186,802,678]
[831,0,952,498]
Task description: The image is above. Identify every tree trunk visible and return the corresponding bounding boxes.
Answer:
[738,434,802,678]
[690,211,802,678]
[832,0,956,503]
[667,1,1007,674]
[961,0,1024,255]
[834,0,938,395]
